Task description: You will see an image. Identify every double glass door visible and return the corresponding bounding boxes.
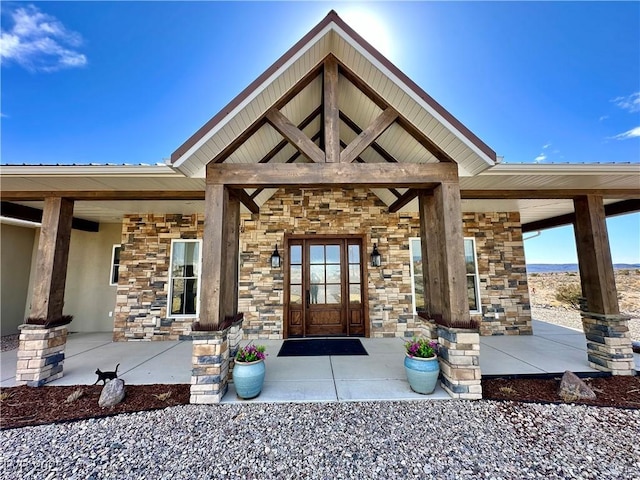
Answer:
[286,237,365,337]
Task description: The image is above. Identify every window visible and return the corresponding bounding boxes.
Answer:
[168,239,202,317]
[110,245,122,286]
[409,237,481,314]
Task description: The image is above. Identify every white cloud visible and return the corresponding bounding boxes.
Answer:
[611,126,640,140]
[612,92,640,113]
[542,143,551,149]
[534,153,546,163]
[599,115,609,122]
[0,5,86,72]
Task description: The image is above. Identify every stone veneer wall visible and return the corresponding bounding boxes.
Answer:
[465,212,532,336]
[112,191,531,340]
[239,188,422,339]
[113,214,204,341]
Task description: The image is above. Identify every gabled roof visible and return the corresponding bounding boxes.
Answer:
[170,10,497,179]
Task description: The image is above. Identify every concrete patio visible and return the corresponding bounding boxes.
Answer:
[2,320,638,403]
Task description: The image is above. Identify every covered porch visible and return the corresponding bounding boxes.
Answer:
[4,320,634,403]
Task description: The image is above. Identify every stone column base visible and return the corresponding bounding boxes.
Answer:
[16,324,68,387]
[581,311,635,375]
[437,326,482,399]
[227,320,244,380]
[190,330,230,404]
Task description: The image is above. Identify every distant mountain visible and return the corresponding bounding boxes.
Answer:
[527,263,640,273]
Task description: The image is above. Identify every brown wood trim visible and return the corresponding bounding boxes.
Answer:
[1,201,99,232]
[266,109,326,164]
[340,108,398,163]
[388,189,419,213]
[0,191,206,201]
[206,162,457,188]
[339,111,398,163]
[286,131,322,163]
[522,199,640,233]
[461,189,640,200]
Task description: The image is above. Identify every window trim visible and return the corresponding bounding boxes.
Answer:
[409,237,482,315]
[167,238,203,318]
[109,244,122,286]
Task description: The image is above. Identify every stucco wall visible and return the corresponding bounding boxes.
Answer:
[64,223,121,332]
[0,223,36,335]
[112,189,531,340]
[23,223,121,333]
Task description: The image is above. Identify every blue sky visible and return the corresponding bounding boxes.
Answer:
[1,1,638,263]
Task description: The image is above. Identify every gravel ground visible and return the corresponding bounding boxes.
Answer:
[531,307,640,341]
[1,401,638,479]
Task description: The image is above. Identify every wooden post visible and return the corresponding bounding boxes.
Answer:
[201,184,240,327]
[323,56,340,163]
[433,181,470,325]
[573,195,619,315]
[573,195,633,375]
[29,197,74,322]
[418,190,443,318]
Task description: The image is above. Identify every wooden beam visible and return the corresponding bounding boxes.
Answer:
[388,189,419,213]
[207,162,457,188]
[339,111,398,163]
[461,189,640,200]
[230,189,260,214]
[340,108,398,163]
[1,201,99,232]
[522,199,640,233]
[29,197,74,321]
[258,107,321,164]
[323,56,340,163]
[266,109,325,164]
[338,62,455,163]
[200,184,240,327]
[0,191,205,201]
[573,195,619,315]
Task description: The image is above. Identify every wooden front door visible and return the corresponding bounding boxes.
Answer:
[286,236,366,337]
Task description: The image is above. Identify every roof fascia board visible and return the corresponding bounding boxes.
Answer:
[172,26,334,170]
[481,163,640,175]
[329,23,496,167]
[0,164,185,177]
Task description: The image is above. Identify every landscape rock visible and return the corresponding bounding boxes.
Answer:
[98,378,126,408]
[558,371,597,402]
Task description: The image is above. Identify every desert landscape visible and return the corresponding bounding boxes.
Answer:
[528,269,640,341]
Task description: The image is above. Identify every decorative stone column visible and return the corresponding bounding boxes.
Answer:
[16,324,68,387]
[227,320,244,380]
[437,326,482,399]
[190,329,230,404]
[580,300,634,375]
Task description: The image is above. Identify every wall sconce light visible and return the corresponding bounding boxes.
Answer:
[271,244,281,269]
[370,243,381,267]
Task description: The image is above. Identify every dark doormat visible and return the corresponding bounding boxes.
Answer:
[277,339,368,357]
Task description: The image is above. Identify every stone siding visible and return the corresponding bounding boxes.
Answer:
[465,212,532,336]
[113,214,203,341]
[113,190,530,340]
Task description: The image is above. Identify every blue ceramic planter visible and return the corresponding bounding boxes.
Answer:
[404,354,440,394]
[233,359,266,399]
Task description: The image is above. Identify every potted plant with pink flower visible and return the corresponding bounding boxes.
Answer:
[404,337,440,394]
[233,343,267,399]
